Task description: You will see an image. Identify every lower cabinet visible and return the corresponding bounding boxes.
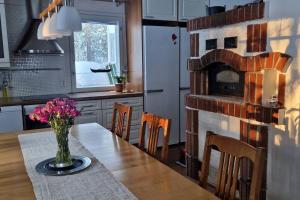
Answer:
[102,106,143,128]
[74,100,102,125]
[74,97,144,144]
[0,106,23,133]
[74,109,102,125]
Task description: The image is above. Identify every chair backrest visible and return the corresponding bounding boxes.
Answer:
[111,103,132,142]
[138,112,171,162]
[200,131,266,200]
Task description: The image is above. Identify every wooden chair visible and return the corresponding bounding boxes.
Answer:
[111,103,132,142]
[138,112,171,162]
[200,131,266,200]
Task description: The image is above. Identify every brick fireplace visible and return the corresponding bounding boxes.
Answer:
[185,1,292,199]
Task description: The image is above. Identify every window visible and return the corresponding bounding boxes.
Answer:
[72,16,123,91]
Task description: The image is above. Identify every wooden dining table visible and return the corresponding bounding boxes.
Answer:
[0,123,218,200]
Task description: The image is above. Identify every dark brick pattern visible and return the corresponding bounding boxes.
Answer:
[188,50,292,73]
[185,95,280,125]
[190,33,199,57]
[185,108,200,179]
[247,23,268,52]
[240,121,268,200]
[187,2,265,32]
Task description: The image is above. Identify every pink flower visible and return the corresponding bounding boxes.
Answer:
[29,98,80,124]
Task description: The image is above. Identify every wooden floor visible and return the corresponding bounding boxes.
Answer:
[164,144,186,176]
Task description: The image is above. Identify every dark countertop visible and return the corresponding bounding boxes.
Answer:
[0,91,144,107]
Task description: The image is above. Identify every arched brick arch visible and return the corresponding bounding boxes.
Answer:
[188,49,292,73]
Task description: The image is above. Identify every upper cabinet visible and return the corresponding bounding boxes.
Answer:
[0,2,10,68]
[178,0,207,21]
[142,0,207,22]
[142,0,178,21]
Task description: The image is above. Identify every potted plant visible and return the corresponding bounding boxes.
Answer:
[114,75,126,92]
[29,98,80,167]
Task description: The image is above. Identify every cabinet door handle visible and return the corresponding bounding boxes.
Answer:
[180,18,188,21]
[81,105,95,109]
[145,16,155,18]
[146,89,164,94]
[82,112,96,116]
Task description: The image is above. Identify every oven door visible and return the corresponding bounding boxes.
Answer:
[23,105,50,130]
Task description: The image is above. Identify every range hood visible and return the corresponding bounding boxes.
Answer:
[15,0,64,55]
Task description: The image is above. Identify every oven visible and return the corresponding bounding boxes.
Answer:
[208,63,245,98]
[23,105,50,130]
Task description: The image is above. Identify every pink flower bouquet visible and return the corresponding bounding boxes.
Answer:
[30,98,80,167]
[30,98,80,125]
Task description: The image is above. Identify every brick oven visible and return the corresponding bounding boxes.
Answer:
[185,1,292,199]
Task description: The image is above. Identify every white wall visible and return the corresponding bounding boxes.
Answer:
[198,110,241,185]
[265,0,300,199]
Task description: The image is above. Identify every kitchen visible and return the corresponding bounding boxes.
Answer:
[0,0,299,200]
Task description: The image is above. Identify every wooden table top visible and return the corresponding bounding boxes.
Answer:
[0,123,218,200]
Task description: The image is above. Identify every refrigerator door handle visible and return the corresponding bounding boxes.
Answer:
[179,87,190,91]
[145,89,164,94]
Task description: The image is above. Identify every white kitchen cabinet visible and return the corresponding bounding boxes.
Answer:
[0,3,10,67]
[130,125,141,144]
[102,97,143,143]
[75,97,144,143]
[178,0,207,21]
[0,106,23,133]
[142,0,177,21]
[102,106,143,129]
[102,97,143,109]
[74,100,102,125]
[74,109,102,125]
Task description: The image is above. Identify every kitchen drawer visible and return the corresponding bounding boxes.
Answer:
[101,97,143,110]
[129,125,141,144]
[0,106,23,133]
[0,105,22,112]
[102,106,143,129]
[76,100,101,111]
[74,110,102,125]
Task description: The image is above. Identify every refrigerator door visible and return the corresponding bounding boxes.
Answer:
[143,25,180,145]
[179,89,190,142]
[179,27,190,143]
[180,27,190,88]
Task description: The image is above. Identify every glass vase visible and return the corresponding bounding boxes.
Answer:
[55,129,72,168]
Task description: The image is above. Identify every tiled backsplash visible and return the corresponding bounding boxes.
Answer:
[7,55,71,96]
[1,0,72,97]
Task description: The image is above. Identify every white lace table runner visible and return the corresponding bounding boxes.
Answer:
[18,131,138,200]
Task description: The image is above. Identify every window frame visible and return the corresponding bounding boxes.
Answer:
[70,12,126,93]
